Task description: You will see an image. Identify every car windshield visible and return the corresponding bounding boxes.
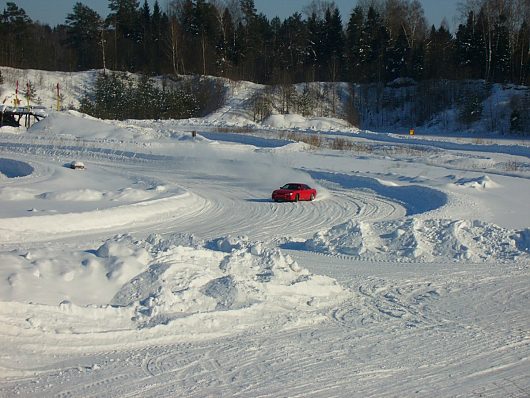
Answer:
[281,184,300,190]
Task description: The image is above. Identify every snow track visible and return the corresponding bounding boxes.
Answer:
[0,139,407,245]
[164,183,405,241]
[1,122,529,397]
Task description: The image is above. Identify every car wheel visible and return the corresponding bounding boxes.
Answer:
[310,193,315,201]
[294,194,299,202]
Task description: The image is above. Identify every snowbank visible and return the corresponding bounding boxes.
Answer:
[453,175,500,190]
[263,114,351,131]
[0,233,346,333]
[28,111,144,141]
[306,218,529,263]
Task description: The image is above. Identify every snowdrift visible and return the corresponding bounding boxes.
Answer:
[306,218,530,263]
[1,234,346,333]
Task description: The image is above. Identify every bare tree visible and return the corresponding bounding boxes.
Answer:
[404,0,427,48]
[383,0,407,39]
[167,14,183,74]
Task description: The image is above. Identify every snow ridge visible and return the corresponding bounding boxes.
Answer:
[113,234,345,329]
[306,218,529,263]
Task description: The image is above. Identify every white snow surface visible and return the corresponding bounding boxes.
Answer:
[0,68,529,397]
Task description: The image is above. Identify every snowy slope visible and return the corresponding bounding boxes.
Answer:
[0,68,529,397]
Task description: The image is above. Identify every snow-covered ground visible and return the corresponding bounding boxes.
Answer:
[0,69,529,397]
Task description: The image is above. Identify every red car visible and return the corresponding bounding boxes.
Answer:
[272,183,317,202]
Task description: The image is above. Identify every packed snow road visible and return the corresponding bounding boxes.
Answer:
[0,115,529,397]
[0,137,407,245]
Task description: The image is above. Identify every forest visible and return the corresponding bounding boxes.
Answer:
[0,0,528,86]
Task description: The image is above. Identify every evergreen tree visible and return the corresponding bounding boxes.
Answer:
[109,0,140,38]
[79,72,129,119]
[491,14,511,83]
[276,13,307,82]
[235,0,271,82]
[139,0,151,72]
[150,1,165,74]
[359,6,389,82]
[80,71,219,120]
[455,11,484,79]
[424,23,454,80]
[1,2,33,67]
[217,7,237,76]
[322,7,344,82]
[409,40,425,80]
[514,21,530,85]
[22,81,39,104]
[108,0,141,70]
[174,0,222,76]
[386,28,410,81]
[345,6,364,82]
[240,0,257,25]
[66,3,102,70]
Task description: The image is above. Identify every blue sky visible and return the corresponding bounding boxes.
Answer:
[1,0,461,30]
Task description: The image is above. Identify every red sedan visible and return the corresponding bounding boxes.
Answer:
[272,183,317,202]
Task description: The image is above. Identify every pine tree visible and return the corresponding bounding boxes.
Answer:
[359,6,389,82]
[455,11,484,80]
[150,0,164,74]
[424,23,454,80]
[409,40,425,80]
[109,0,140,38]
[108,0,141,70]
[276,12,307,82]
[514,21,530,85]
[139,0,151,72]
[66,3,102,70]
[1,2,33,67]
[386,28,410,81]
[217,7,236,76]
[345,6,364,82]
[491,14,511,83]
[322,7,344,82]
[23,81,40,104]
[235,0,271,82]
[240,0,256,25]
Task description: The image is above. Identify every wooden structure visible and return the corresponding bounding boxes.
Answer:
[0,105,47,128]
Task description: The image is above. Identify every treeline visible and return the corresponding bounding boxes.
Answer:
[1,0,529,86]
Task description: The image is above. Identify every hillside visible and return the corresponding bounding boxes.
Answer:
[1,67,529,136]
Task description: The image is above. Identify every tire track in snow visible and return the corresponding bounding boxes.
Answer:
[0,141,407,245]
[146,182,406,242]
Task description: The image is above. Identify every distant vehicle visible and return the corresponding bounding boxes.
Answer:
[69,161,85,170]
[272,183,317,202]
